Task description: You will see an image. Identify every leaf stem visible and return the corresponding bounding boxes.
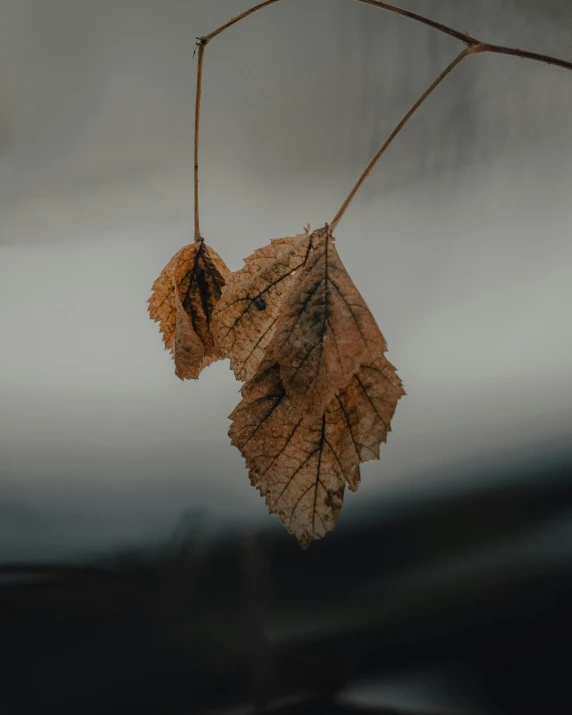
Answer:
[329,47,470,233]
[194,41,205,242]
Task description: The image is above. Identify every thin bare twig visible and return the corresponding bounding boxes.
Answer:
[360,0,572,72]
[194,1,572,238]
[358,0,475,45]
[329,47,471,233]
[200,0,282,45]
[193,41,206,242]
[473,41,572,72]
[198,0,572,74]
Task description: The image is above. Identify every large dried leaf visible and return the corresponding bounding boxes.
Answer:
[229,355,404,548]
[148,240,230,379]
[211,227,314,382]
[264,226,388,420]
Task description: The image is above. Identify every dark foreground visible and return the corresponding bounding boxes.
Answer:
[2,454,571,715]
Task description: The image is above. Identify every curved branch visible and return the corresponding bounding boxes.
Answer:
[198,0,572,74]
[194,0,572,239]
[358,0,476,46]
[200,0,282,44]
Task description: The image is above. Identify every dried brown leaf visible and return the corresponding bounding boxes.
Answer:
[148,240,230,379]
[264,226,388,420]
[229,354,404,548]
[211,227,313,382]
[328,355,405,490]
[172,289,217,379]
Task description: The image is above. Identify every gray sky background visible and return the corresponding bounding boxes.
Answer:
[1,0,571,558]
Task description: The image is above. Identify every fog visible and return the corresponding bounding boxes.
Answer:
[1,0,571,559]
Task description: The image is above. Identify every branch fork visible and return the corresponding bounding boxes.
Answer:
[192,0,572,237]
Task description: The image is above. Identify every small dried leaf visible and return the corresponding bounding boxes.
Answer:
[229,354,404,548]
[264,226,388,420]
[211,228,313,382]
[148,240,230,379]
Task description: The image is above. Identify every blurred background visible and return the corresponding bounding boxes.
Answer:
[0,1,571,713]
